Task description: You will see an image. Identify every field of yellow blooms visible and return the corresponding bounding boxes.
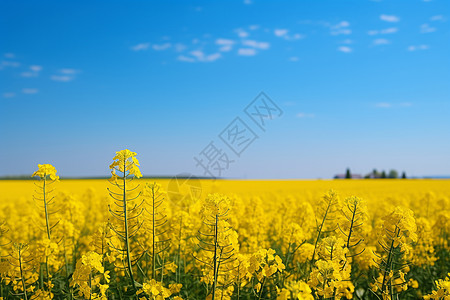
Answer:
[0,150,449,300]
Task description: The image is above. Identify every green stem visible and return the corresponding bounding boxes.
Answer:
[122,161,137,295]
[18,247,28,300]
[311,198,333,267]
[212,214,219,300]
[43,177,51,240]
[152,185,156,280]
[381,227,401,294]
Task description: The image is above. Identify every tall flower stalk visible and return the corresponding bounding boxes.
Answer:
[107,149,143,295]
[195,193,237,300]
[32,164,59,291]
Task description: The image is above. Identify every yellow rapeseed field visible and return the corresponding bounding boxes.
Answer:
[0,150,449,300]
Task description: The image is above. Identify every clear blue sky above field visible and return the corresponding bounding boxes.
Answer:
[1,0,449,179]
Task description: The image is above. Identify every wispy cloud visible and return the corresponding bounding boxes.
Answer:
[178,50,222,62]
[330,21,351,35]
[21,72,34,77]
[174,43,187,52]
[430,15,445,21]
[274,29,288,37]
[375,102,392,108]
[22,88,38,94]
[30,65,42,72]
[368,27,398,35]
[274,29,305,40]
[153,43,171,51]
[177,55,195,63]
[3,92,15,98]
[420,23,436,33]
[243,0,252,4]
[380,14,400,22]
[51,69,80,82]
[296,112,315,118]
[2,61,20,68]
[340,39,353,44]
[373,38,390,45]
[21,65,43,77]
[249,25,259,30]
[289,56,299,62]
[337,46,352,53]
[235,28,249,38]
[216,39,235,45]
[60,69,79,74]
[242,40,270,49]
[375,102,413,108]
[51,75,73,82]
[131,43,150,51]
[238,48,257,56]
[407,45,429,51]
[216,39,235,52]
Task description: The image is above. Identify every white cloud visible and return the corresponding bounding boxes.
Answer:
[235,28,249,38]
[190,50,204,60]
[368,27,399,36]
[50,69,79,81]
[30,65,42,72]
[336,21,350,27]
[178,51,222,63]
[216,39,235,46]
[290,33,305,40]
[153,43,171,50]
[60,69,78,74]
[203,53,221,62]
[337,46,352,53]
[177,55,195,63]
[376,102,412,108]
[331,29,351,35]
[22,88,38,94]
[430,15,444,21]
[296,112,315,118]
[330,21,351,35]
[274,29,305,40]
[407,45,429,51]
[4,53,15,58]
[340,39,353,44]
[249,25,259,30]
[289,56,299,62]
[131,43,150,51]
[274,29,288,37]
[244,0,252,4]
[51,75,73,82]
[3,92,15,98]
[21,72,35,77]
[380,14,400,22]
[420,23,436,33]
[375,102,391,108]
[2,61,20,67]
[219,45,233,52]
[373,38,390,45]
[174,43,187,52]
[242,40,270,49]
[238,48,257,56]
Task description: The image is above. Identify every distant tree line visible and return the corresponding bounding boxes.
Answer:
[336,168,407,179]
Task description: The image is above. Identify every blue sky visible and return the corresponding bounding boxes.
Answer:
[1,0,449,179]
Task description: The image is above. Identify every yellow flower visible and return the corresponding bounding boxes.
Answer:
[31,164,59,181]
[109,149,142,179]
